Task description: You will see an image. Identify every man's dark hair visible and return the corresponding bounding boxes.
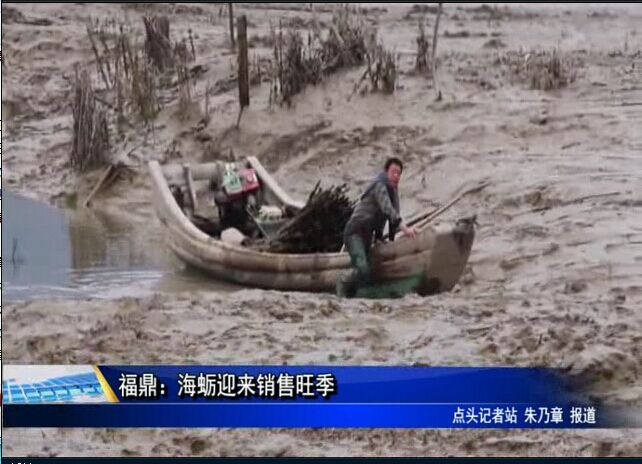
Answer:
[384,157,403,172]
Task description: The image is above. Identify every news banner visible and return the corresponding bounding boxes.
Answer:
[3,365,638,428]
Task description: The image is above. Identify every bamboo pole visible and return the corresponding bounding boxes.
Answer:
[183,164,198,212]
[83,165,115,208]
[407,180,489,228]
[237,15,249,107]
[228,3,235,48]
[237,14,250,127]
[431,3,443,98]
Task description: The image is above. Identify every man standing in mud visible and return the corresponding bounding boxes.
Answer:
[337,157,418,297]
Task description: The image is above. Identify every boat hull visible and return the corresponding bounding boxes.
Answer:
[149,159,475,294]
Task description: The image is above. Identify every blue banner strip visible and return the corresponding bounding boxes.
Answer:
[3,403,617,428]
[97,366,581,404]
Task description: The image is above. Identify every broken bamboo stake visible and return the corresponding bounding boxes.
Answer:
[83,164,115,208]
[237,14,250,109]
[347,67,369,102]
[86,24,111,90]
[183,163,198,212]
[236,106,245,129]
[431,3,443,99]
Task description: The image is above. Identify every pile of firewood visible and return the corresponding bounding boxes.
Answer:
[265,182,355,254]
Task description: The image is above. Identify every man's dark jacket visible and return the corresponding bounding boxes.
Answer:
[344,172,402,247]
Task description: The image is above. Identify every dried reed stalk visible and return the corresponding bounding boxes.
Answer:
[71,69,110,172]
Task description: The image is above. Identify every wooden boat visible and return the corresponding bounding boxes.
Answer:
[148,157,476,296]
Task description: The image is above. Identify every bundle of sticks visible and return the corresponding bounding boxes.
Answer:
[267,182,355,254]
[271,6,368,105]
[143,15,174,72]
[71,69,110,172]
